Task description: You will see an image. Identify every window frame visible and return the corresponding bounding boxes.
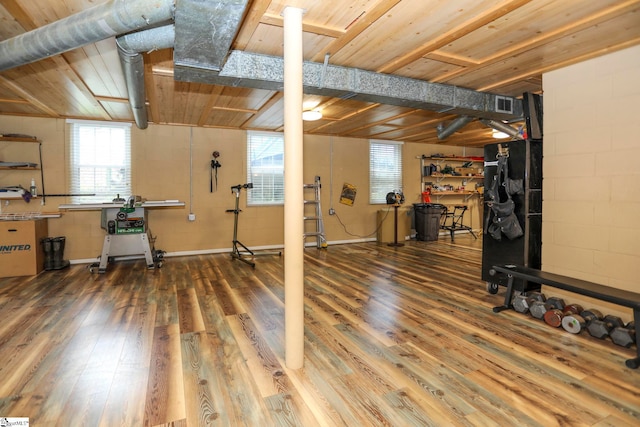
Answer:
[369,139,404,204]
[246,130,285,206]
[67,119,132,204]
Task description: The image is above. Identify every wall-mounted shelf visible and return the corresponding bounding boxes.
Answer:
[0,135,46,205]
[420,155,484,202]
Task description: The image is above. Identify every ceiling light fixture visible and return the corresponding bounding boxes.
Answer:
[302,110,322,121]
[492,129,510,139]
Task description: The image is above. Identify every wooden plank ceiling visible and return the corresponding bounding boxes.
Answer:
[0,0,639,147]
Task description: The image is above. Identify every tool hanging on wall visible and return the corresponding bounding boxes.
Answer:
[210,151,222,192]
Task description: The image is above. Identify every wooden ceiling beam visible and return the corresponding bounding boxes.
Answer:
[376,0,535,74]
[261,13,344,38]
[197,85,225,126]
[0,97,30,104]
[94,96,128,103]
[0,75,60,117]
[240,91,283,128]
[479,36,640,92]
[434,0,640,87]
[233,0,272,51]
[310,0,402,63]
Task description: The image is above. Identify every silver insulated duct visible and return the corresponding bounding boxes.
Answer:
[0,0,175,72]
[480,118,524,140]
[437,115,474,140]
[117,25,176,129]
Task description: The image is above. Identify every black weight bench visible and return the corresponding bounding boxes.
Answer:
[491,264,640,369]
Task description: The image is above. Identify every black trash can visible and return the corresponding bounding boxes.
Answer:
[414,203,445,241]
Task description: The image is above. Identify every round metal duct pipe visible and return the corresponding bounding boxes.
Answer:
[437,115,474,140]
[117,25,176,129]
[0,0,175,72]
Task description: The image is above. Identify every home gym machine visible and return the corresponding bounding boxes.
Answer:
[226,183,281,268]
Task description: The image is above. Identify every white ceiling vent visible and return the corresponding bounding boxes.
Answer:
[495,96,513,114]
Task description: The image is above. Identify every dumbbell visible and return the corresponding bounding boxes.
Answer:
[534,296,564,322]
[561,304,587,334]
[530,300,548,319]
[544,309,564,327]
[544,297,566,311]
[543,302,582,328]
[563,304,583,315]
[587,314,624,340]
[581,309,603,324]
[610,321,636,348]
[563,307,598,334]
[513,291,545,314]
[562,314,587,334]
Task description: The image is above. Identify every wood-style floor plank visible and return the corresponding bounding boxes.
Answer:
[0,236,638,425]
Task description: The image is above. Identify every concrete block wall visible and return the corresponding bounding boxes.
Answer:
[543,45,640,314]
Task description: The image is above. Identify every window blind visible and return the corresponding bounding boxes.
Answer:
[68,120,131,203]
[369,140,403,204]
[246,131,284,205]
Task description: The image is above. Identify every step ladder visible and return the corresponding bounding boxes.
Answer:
[303,175,327,248]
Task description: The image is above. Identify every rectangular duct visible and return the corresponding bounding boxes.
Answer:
[175,50,523,120]
[174,0,250,72]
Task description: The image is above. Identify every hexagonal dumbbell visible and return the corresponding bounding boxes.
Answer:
[513,291,545,314]
[513,293,530,314]
[529,300,548,319]
[587,314,623,340]
[581,308,604,324]
[610,321,636,348]
[562,314,587,334]
[544,297,566,311]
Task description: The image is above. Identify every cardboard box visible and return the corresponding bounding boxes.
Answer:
[376,208,410,243]
[0,219,48,277]
[454,167,483,176]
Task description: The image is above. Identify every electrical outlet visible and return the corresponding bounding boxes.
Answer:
[329,208,335,215]
[188,213,196,221]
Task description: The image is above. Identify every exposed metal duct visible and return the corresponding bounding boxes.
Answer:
[480,118,524,140]
[117,25,176,129]
[0,0,175,72]
[437,115,474,140]
[174,0,250,72]
[175,50,524,121]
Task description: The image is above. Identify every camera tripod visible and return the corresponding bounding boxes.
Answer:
[226,183,281,268]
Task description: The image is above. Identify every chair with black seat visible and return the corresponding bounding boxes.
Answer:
[441,205,477,241]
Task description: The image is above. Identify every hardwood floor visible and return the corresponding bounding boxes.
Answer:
[0,235,638,426]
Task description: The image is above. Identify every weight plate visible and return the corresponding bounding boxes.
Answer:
[563,304,583,315]
[562,314,586,334]
[544,309,564,327]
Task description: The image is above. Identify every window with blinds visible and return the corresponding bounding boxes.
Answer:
[67,120,131,203]
[246,131,284,205]
[369,140,403,204]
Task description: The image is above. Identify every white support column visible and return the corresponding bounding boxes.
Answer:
[283,6,304,370]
